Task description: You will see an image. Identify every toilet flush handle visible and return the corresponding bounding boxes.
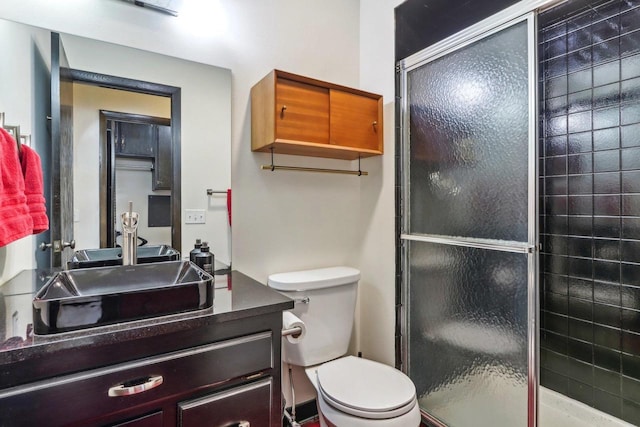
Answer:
[294,297,309,304]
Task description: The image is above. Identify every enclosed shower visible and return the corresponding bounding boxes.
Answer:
[396,0,640,426]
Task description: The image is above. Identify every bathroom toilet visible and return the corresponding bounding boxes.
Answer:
[269,266,421,427]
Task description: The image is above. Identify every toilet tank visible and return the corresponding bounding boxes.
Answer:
[268,266,360,367]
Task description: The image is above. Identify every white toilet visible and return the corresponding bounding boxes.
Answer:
[268,266,421,427]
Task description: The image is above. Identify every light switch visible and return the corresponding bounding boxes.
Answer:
[185,209,206,224]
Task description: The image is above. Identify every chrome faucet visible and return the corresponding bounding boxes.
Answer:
[121,201,139,266]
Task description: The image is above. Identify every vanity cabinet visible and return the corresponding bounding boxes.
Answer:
[0,272,292,427]
[0,330,275,427]
[251,69,383,160]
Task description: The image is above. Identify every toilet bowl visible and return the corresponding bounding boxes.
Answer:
[305,356,421,427]
[268,267,421,426]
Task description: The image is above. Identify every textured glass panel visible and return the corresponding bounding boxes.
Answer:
[408,241,529,427]
[407,21,529,242]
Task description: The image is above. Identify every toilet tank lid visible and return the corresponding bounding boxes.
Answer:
[268,266,360,291]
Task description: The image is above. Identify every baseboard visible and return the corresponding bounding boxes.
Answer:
[283,399,318,426]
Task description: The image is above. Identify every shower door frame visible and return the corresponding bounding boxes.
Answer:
[396,1,562,425]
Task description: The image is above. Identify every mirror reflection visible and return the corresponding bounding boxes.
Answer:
[75,86,172,249]
[0,18,232,270]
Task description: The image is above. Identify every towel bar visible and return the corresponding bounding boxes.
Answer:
[261,148,369,176]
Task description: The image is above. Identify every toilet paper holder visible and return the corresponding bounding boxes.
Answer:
[281,310,306,340]
[282,325,303,338]
[281,300,306,337]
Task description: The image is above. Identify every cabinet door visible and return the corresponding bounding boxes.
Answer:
[154,124,172,190]
[329,89,381,152]
[275,78,329,145]
[178,379,272,427]
[116,122,156,158]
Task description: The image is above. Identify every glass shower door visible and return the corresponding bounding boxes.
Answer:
[399,14,537,427]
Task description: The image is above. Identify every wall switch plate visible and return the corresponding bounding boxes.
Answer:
[185,209,206,224]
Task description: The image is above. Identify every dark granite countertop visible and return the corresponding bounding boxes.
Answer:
[0,269,293,371]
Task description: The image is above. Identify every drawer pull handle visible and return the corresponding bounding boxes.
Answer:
[108,375,163,397]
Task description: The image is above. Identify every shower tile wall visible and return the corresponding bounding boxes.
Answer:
[540,1,640,424]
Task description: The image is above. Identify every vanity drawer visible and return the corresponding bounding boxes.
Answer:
[178,378,272,426]
[0,332,272,427]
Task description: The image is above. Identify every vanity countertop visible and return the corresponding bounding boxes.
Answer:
[0,268,293,388]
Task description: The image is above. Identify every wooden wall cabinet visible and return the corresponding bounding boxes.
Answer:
[251,70,383,160]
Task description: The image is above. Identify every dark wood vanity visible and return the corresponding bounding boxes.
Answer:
[0,271,293,427]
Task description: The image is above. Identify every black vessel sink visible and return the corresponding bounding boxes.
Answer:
[67,245,180,269]
[33,260,213,335]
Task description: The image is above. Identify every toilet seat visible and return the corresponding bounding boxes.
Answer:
[319,386,418,420]
[316,390,421,427]
[316,356,417,419]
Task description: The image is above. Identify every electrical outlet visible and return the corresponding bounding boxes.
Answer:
[185,209,206,224]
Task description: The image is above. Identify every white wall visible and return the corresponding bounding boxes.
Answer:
[357,0,405,367]
[225,1,363,405]
[0,0,401,408]
[0,20,50,283]
[73,84,171,249]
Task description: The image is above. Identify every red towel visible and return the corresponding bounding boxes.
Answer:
[20,145,49,234]
[227,188,231,226]
[0,128,33,247]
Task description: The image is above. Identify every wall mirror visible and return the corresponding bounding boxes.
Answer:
[0,18,232,269]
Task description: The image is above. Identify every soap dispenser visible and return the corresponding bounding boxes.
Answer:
[190,238,202,263]
[194,241,214,275]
